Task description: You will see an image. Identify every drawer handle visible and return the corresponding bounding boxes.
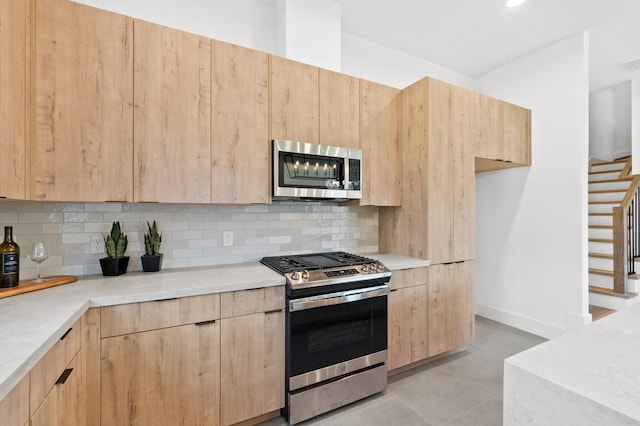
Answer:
[158,298,178,302]
[390,289,398,292]
[195,319,217,326]
[264,309,283,315]
[56,368,73,385]
[60,327,73,341]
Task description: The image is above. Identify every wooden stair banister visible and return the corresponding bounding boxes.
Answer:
[612,172,640,294]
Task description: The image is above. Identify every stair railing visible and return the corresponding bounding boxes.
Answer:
[613,174,640,294]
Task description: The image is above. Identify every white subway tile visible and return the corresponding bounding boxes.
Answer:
[63,233,91,244]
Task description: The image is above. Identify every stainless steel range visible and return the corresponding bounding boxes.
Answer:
[261,252,392,425]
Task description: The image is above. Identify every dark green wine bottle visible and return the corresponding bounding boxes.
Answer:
[0,226,20,288]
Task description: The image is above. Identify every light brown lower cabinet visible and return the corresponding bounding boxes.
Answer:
[387,267,429,371]
[0,374,29,426]
[30,353,82,426]
[101,322,221,426]
[220,309,285,425]
[428,261,474,356]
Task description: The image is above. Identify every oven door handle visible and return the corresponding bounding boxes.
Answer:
[289,285,389,312]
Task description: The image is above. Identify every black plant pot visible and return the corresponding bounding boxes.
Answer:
[141,254,163,272]
[99,256,130,276]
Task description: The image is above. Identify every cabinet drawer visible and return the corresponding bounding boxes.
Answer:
[101,293,221,337]
[389,267,429,290]
[30,319,81,416]
[220,286,284,318]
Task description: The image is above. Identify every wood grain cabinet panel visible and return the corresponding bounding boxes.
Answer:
[220,286,284,318]
[474,93,503,160]
[428,262,474,357]
[0,374,29,426]
[360,79,402,206]
[33,0,133,201]
[0,0,29,199]
[100,293,220,337]
[388,285,428,371]
[319,69,359,149]
[220,309,285,426]
[134,20,211,203]
[101,322,221,426]
[270,55,319,144]
[503,101,531,166]
[211,39,269,204]
[30,353,82,426]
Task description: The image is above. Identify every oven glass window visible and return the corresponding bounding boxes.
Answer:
[288,295,387,378]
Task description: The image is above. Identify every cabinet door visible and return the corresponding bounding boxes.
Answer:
[101,322,220,426]
[427,79,454,263]
[428,262,474,356]
[211,40,269,204]
[474,93,503,160]
[319,69,359,149]
[0,0,29,199]
[360,79,401,206]
[34,0,133,201]
[0,374,29,426]
[452,86,476,262]
[388,285,428,371]
[270,56,319,143]
[134,20,211,203]
[503,102,531,165]
[220,310,285,425]
[30,354,82,426]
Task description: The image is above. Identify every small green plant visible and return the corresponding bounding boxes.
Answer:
[144,221,162,256]
[104,221,128,259]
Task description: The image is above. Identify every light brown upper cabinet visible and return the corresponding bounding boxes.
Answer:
[134,20,211,203]
[0,0,29,200]
[359,80,402,206]
[33,0,133,201]
[319,69,360,149]
[269,56,319,144]
[475,92,531,172]
[379,77,474,263]
[211,40,269,204]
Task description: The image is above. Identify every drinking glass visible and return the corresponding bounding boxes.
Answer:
[28,242,49,283]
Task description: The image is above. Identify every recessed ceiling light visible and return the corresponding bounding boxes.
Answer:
[506,0,527,7]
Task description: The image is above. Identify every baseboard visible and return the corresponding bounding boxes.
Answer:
[475,304,573,339]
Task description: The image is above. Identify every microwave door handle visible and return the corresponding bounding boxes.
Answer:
[289,287,389,312]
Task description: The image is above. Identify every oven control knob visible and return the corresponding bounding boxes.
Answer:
[377,262,385,272]
[302,270,309,280]
[362,264,368,272]
[292,271,300,280]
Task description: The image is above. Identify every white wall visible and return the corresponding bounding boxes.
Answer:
[633,71,640,174]
[472,33,590,338]
[590,82,632,161]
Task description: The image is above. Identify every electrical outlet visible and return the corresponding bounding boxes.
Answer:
[223,231,233,247]
[91,235,105,254]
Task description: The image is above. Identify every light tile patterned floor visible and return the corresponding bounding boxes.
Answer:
[261,316,546,426]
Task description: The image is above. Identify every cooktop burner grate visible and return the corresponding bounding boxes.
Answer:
[260,251,376,275]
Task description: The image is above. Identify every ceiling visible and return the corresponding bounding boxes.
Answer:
[332,0,640,92]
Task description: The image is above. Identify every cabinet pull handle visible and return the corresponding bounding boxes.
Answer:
[56,368,73,385]
[60,327,73,341]
[390,289,398,292]
[195,319,217,326]
[264,309,283,315]
[158,297,178,302]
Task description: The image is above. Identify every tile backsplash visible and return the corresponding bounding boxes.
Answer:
[0,201,379,279]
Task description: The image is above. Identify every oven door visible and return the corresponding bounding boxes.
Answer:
[287,285,388,391]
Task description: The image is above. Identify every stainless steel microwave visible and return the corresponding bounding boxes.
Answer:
[272,139,362,201]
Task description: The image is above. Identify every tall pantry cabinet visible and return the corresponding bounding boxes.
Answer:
[380,77,476,359]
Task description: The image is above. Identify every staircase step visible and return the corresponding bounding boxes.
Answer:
[589,181,632,191]
[589,285,635,298]
[589,268,613,277]
[589,225,613,229]
[589,203,618,214]
[589,200,621,204]
[589,171,623,181]
[591,161,627,172]
[589,252,613,259]
[589,241,613,254]
[589,215,612,226]
[589,304,616,321]
[588,228,613,240]
[589,192,625,202]
[589,238,614,244]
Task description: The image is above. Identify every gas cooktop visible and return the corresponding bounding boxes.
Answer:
[260,251,391,290]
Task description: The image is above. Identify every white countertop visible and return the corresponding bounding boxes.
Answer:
[0,253,427,401]
[504,303,640,424]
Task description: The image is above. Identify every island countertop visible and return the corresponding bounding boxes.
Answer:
[0,253,428,401]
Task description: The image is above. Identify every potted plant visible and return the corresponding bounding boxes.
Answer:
[141,221,163,272]
[99,221,129,276]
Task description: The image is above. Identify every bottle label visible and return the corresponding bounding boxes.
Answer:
[2,253,18,274]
